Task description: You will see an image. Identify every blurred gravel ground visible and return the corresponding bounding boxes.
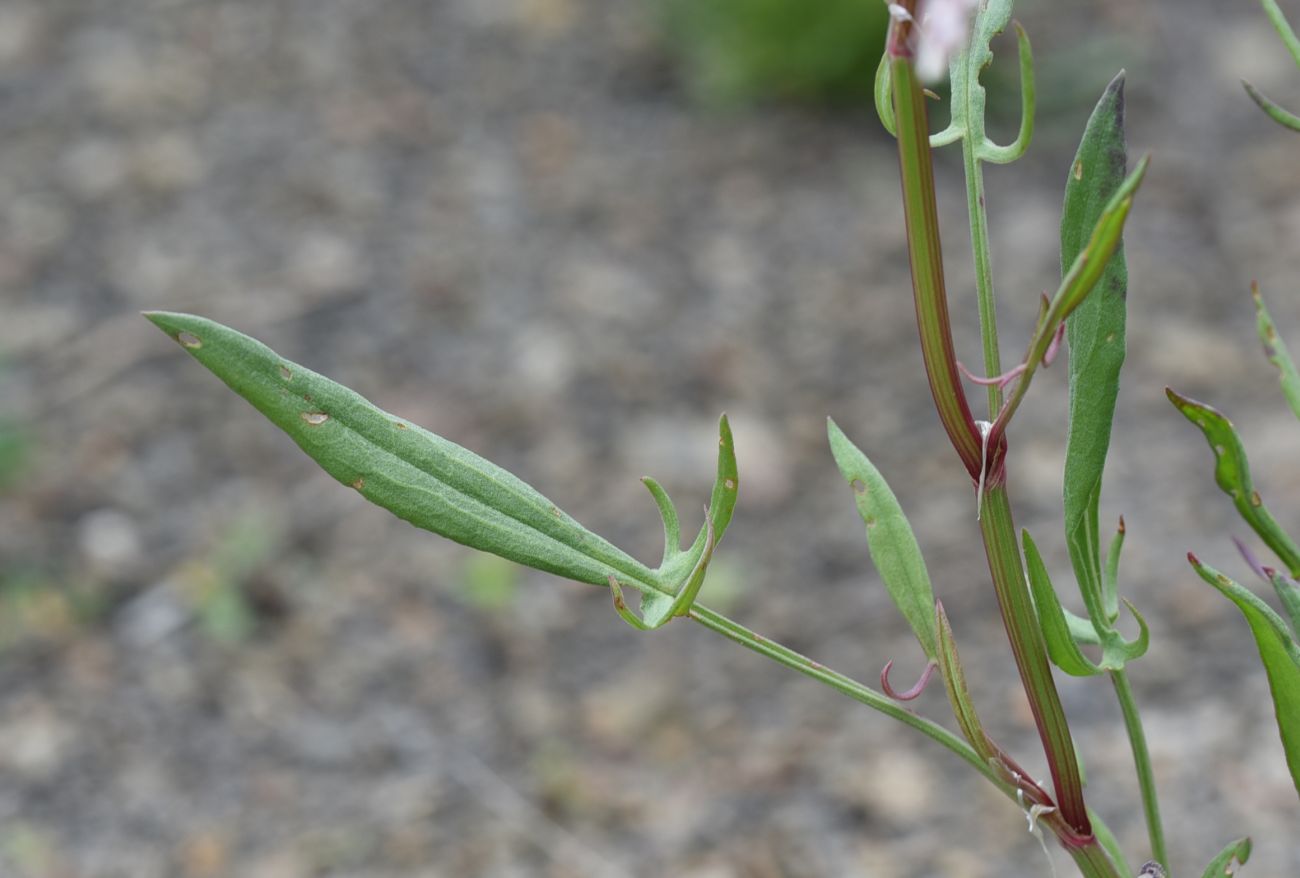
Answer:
[2,0,1300,875]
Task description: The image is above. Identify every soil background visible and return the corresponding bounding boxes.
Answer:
[3,1,1300,876]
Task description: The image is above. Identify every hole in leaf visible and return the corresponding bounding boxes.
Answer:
[851,479,867,495]
[301,412,329,426]
[279,365,293,381]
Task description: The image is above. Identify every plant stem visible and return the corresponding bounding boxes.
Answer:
[1261,0,1300,68]
[978,485,1091,835]
[962,134,1004,415]
[889,51,984,482]
[1110,668,1167,870]
[690,602,1124,878]
[688,604,1009,786]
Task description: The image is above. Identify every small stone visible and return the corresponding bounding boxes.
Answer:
[77,508,143,575]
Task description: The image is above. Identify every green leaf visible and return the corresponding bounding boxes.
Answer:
[935,601,996,761]
[1266,568,1300,637]
[874,51,896,136]
[1024,530,1149,674]
[1196,836,1252,877]
[1262,0,1300,69]
[1245,1,1300,130]
[1061,72,1129,630]
[1023,530,1102,676]
[1103,516,1126,623]
[1253,283,1300,421]
[828,418,937,659]
[1167,389,1300,577]
[873,1,1033,157]
[1190,555,1300,801]
[1243,79,1300,131]
[931,0,1035,160]
[145,311,733,612]
[1089,810,1134,878]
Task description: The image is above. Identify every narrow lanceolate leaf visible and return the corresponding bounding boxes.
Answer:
[1024,529,1149,675]
[1062,72,1129,628]
[1197,836,1252,877]
[1246,1,1300,130]
[935,601,996,761]
[829,418,937,659]
[145,312,728,604]
[1167,389,1300,577]
[1023,531,1102,676]
[1253,282,1300,421]
[1243,79,1300,131]
[1190,555,1300,800]
[1266,568,1300,637]
[1261,0,1300,67]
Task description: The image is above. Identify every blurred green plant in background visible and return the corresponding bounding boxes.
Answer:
[659,0,889,104]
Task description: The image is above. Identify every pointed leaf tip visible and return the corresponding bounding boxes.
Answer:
[1196,836,1251,877]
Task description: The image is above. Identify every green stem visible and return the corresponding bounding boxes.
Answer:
[689,604,1007,786]
[690,602,1123,878]
[890,53,984,482]
[979,485,1091,836]
[963,120,1004,415]
[1261,0,1300,68]
[1110,668,1167,870]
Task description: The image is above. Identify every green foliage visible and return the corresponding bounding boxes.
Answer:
[660,0,888,104]
[1190,556,1300,800]
[1062,72,1128,617]
[828,418,937,660]
[875,0,1034,161]
[1167,389,1300,577]
[1244,0,1300,131]
[1197,837,1252,877]
[148,1,1300,871]
[1253,283,1300,421]
[144,311,737,630]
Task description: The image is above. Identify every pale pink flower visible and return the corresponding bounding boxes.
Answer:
[910,0,980,83]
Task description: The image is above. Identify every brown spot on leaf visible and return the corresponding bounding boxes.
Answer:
[1250,490,1262,507]
[1072,160,1084,181]
[724,478,736,490]
[352,477,365,490]
[301,412,329,426]
[177,331,202,349]
[279,365,293,381]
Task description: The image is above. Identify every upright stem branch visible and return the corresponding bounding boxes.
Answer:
[889,51,984,482]
[690,601,1123,877]
[962,138,1004,415]
[887,7,1093,842]
[977,485,1091,834]
[689,605,1008,786]
[1110,668,1167,870]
